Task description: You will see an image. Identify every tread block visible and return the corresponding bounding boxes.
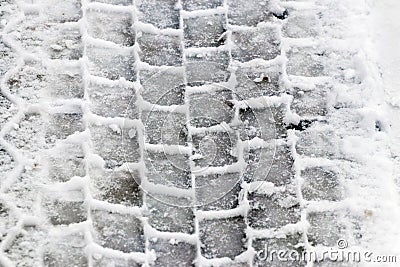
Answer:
[43,233,88,267]
[6,61,45,103]
[87,46,136,81]
[199,216,246,259]
[149,239,196,267]
[307,211,345,247]
[138,0,180,30]
[282,11,320,38]
[195,172,241,210]
[238,107,277,141]
[291,86,328,117]
[43,191,86,225]
[231,27,280,62]
[5,230,42,265]
[242,148,273,183]
[86,9,134,46]
[13,22,42,51]
[147,195,194,234]
[90,124,141,168]
[301,167,343,202]
[47,143,85,182]
[248,191,300,229]
[192,131,238,167]
[138,33,182,66]
[4,114,44,152]
[182,0,223,11]
[45,109,84,143]
[92,210,145,253]
[139,67,185,106]
[184,14,226,48]
[267,144,294,185]
[227,0,272,26]
[90,168,142,207]
[88,81,138,119]
[234,66,281,99]
[286,47,326,77]
[42,0,82,22]
[295,125,338,158]
[46,66,84,99]
[252,234,305,267]
[142,110,187,145]
[3,168,41,214]
[188,87,234,128]
[185,50,230,84]
[18,23,82,59]
[45,25,83,60]
[240,104,288,140]
[145,150,191,189]
[48,202,85,226]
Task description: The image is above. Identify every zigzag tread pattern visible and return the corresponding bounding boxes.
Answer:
[0,0,371,266]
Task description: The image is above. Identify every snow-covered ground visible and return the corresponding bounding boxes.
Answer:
[0,0,400,266]
[357,0,400,262]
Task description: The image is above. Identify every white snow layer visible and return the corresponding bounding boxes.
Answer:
[356,0,400,261]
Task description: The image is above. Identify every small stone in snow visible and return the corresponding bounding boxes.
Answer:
[254,75,270,83]
[50,44,63,51]
[128,129,136,138]
[169,238,179,245]
[109,124,121,134]
[64,40,74,49]
[254,77,263,83]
